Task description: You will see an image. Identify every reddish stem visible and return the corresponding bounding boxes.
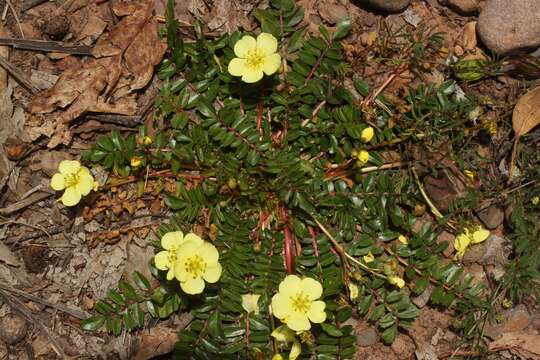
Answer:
[281,205,295,274]
[256,100,264,133]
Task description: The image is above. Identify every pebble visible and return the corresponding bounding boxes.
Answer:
[477,0,540,54]
[439,0,479,14]
[463,235,508,266]
[355,0,410,13]
[0,314,27,345]
[356,327,379,346]
[318,0,349,24]
[476,204,504,229]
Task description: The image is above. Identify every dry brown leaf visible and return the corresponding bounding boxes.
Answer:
[132,326,178,360]
[488,332,540,358]
[512,85,540,136]
[0,243,20,267]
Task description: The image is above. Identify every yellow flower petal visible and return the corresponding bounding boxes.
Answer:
[307,300,326,323]
[271,354,284,360]
[61,187,81,206]
[271,324,295,343]
[203,262,222,283]
[363,251,375,263]
[154,251,170,270]
[161,231,184,250]
[228,58,246,77]
[166,267,176,281]
[241,68,264,83]
[271,293,292,319]
[388,276,405,288]
[290,340,301,360]
[58,160,80,175]
[181,277,205,295]
[199,242,219,264]
[286,313,311,331]
[300,277,323,300]
[75,168,94,196]
[257,32,278,55]
[183,233,203,246]
[241,294,261,314]
[234,35,257,58]
[174,261,188,282]
[50,173,65,191]
[263,53,281,76]
[357,150,369,165]
[471,228,490,244]
[279,275,302,296]
[361,127,374,143]
[454,234,471,253]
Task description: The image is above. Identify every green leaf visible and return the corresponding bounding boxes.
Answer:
[378,313,395,329]
[333,17,351,40]
[287,27,307,53]
[381,324,397,344]
[132,271,151,292]
[321,323,343,337]
[253,10,280,38]
[97,136,114,151]
[111,130,123,150]
[118,281,139,302]
[81,315,105,331]
[412,277,429,295]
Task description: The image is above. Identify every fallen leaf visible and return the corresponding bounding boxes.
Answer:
[512,85,540,136]
[132,326,181,360]
[0,243,20,267]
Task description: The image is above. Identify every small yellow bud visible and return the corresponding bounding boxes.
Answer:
[363,251,374,263]
[483,121,497,135]
[361,127,374,143]
[356,150,369,166]
[352,271,363,281]
[388,276,405,289]
[398,234,408,245]
[531,196,539,206]
[464,170,476,181]
[502,298,512,309]
[143,136,152,145]
[413,203,426,217]
[227,178,237,190]
[130,156,142,168]
[272,354,285,360]
[351,149,358,158]
[348,283,359,301]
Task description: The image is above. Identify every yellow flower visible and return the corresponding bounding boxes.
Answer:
[454,226,490,259]
[388,276,405,288]
[398,234,408,245]
[228,33,281,83]
[464,170,476,181]
[271,324,296,343]
[271,275,326,331]
[137,135,152,146]
[348,283,359,301]
[170,233,222,294]
[363,251,375,263]
[50,160,95,206]
[532,196,539,205]
[241,294,261,315]
[361,127,374,143]
[271,355,285,360]
[130,156,142,168]
[356,150,369,167]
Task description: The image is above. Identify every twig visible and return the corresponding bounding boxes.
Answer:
[359,161,409,174]
[0,288,65,357]
[21,0,48,11]
[0,55,39,94]
[411,167,456,230]
[0,192,52,216]
[5,0,24,38]
[0,37,92,55]
[86,114,142,127]
[5,224,66,244]
[0,219,51,239]
[0,284,89,319]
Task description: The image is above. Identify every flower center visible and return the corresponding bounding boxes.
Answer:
[167,250,178,264]
[184,255,206,279]
[291,292,311,314]
[245,49,265,70]
[64,173,80,188]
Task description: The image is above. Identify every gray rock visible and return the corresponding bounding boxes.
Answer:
[477,0,540,54]
[355,0,410,13]
[476,204,504,229]
[356,327,379,346]
[412,285,434,308]
[439,0,479,14]
[318,0,349,24]
[463,234,508,266]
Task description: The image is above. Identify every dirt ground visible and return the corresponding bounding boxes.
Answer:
[0,0,538,359]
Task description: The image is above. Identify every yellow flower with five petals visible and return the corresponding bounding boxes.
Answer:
[228,33,281,83]
[271,275,326,331]
[50,160,95,206]
[173,233,222,295]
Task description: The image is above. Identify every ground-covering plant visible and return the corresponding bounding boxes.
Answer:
[53,0,540,358]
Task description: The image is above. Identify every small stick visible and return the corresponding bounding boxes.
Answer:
[21,0,48,11]
[0,37,92,55]
[0,284,89,319]
[87,114,142,127]
[0,192,52,216]
[0,56,39,94]
[5,0,24,38]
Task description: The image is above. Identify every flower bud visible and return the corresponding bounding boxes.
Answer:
[356,150,369,166]
[130,156,142,168]
[361,127,374,143]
